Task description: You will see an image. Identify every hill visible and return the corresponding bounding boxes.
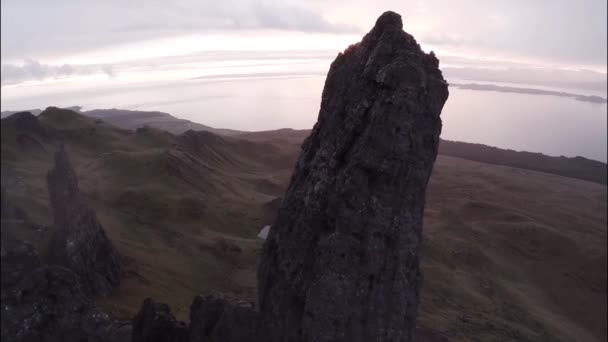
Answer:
[1,108,43,118]
[6,106,606,185]
[81,108,242,136]
[237,128,607,185]
[438,140,608,185]
[1,106,82,119]
[1,108,606,341]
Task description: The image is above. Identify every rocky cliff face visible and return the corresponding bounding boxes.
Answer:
[0,239,131,342]
[132,298,189,342]
[47,145,123,296]
[0,238,40,291]
[130,294,266,342]
[189,294,268,342]
[257,11,448,342]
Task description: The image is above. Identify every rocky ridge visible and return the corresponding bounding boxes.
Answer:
[0,234,129,341]
[1,146,130,341]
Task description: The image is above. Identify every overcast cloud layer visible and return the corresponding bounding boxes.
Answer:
[2,0,607,65]
[1,0,357,62]
[1,0,607,88]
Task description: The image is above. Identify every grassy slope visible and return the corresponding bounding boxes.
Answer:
[438,140,607,185]
[1,109,606,341]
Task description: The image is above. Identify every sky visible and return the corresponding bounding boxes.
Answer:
[1,0,607,86]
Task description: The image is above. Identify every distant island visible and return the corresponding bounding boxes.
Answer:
[451,83,607,103]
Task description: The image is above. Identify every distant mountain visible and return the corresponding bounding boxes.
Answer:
[1,106,81,119]
[451,83,608,103]
[438,139,607,185]
[1,109,43,118]
[80,108,241,136]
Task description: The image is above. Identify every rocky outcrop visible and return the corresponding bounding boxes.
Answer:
[130,295,266,342]
[47,145,123,296]
[257,11,448,342]
[0,240,131,342]
[132,298,188,342]
[0,238,40,291]
[189,294,268,342]
[1,265,130,342]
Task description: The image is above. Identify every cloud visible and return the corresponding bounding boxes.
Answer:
[2,0,605,69]
[0,0,357,61]
[302,0,607,68]
[420,34,473,47]
[1,60,114,85]
[107,1,357,33]
[245,1,355,32]
[417,0,607,68]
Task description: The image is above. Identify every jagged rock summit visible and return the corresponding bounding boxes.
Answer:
[0,238,131,342]
[132,298,188,342]
[257,10,449,342]
[47,144,123,296]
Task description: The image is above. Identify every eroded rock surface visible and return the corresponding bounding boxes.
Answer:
[47,145,123,296]
[0,238,40,290]
[189,294,267,342]
[257,11,448,342]
[0,243,130,342]
[132,298,188,342]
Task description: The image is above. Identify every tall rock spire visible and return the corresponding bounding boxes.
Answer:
[257,11,449,342]
[47,144,123,296]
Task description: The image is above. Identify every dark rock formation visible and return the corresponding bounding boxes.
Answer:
[189,294,268,342]
[257,11,448,342]
[1,264,130,342]
[130,295,266,342]
[0,111,46,135]
[47,145,123,296]
[132,298,188,342]
[0,238,40,290]
[0,238,130,342]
